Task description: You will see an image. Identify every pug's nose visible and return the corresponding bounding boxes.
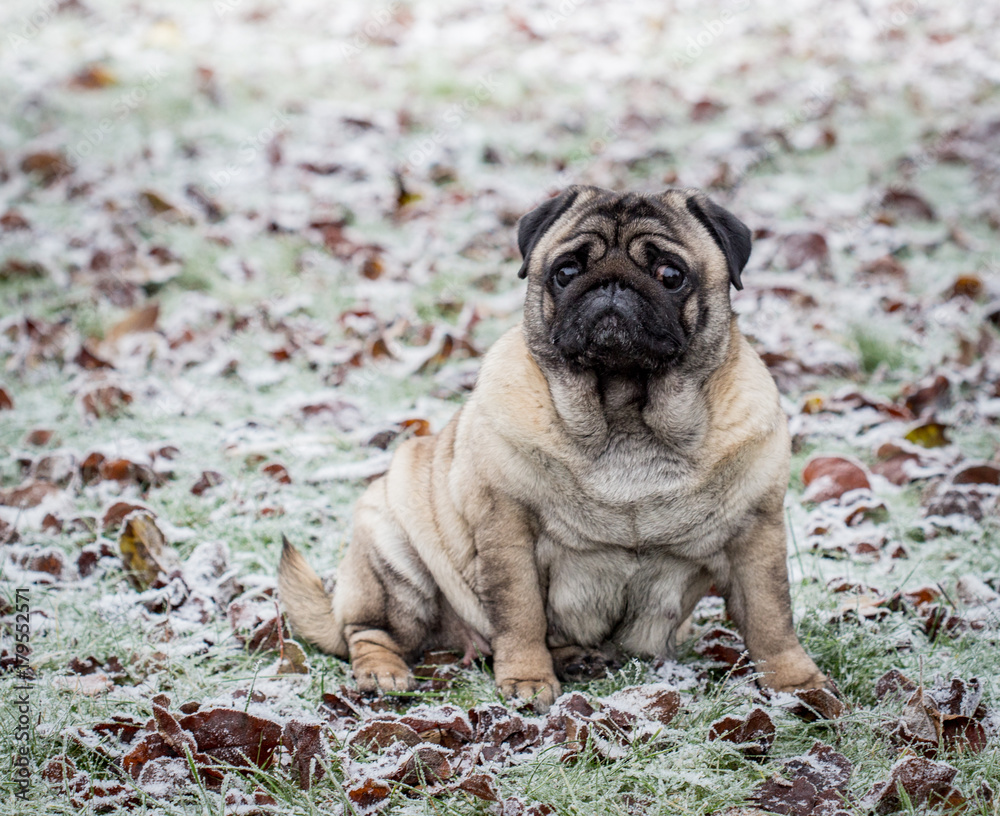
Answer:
[600,280,623,297]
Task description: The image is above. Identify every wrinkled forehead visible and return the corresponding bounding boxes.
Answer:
[533,191,720,274]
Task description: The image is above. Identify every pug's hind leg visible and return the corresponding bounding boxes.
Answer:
[551,644,624,682]
[335,492,438,694]
[345,626,415,693]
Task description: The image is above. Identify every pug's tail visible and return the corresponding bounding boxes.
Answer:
[277,536,346,656]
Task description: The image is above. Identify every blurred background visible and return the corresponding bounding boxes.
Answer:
[1,0,999,590]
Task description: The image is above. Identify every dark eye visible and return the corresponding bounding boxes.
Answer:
[554,265,580,288]
[655,265,685,291]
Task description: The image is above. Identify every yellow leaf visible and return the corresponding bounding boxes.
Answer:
[904,423,950,449]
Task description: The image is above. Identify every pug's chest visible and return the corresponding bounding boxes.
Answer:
[533,433,753,556]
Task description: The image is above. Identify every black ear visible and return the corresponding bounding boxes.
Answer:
[516,188,580,279]
[684,193,752,290]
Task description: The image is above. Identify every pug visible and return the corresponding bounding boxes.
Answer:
[279,186,828,711]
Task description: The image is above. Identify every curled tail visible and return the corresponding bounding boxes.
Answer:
[277,536,347,656]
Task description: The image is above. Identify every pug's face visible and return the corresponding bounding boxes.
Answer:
[517,187,752,375]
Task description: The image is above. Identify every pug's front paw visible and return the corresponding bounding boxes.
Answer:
[497,675,561,712]
[756,648,827,693]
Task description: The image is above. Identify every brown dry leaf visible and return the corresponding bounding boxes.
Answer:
[948,274,984,300]
[860,255,906,278]
[861,756,964,815]
[281,720,325,789]
[349,720,423,755]
[99,457,162,489]
[880,188,936,220]
[191,470,225,495]
[118,511,179,589]
[70,63,117,88]
[0,387,13,410]
[81,385,133,417]
[0,479,60,508]
[469,704,540,755]
[871,452,922,485]
[952,463,1000,485]
[708,707,775,757]
[752,742,853,816]
[384,744,455,786]
[262,462,292,484]
[399,704,474,748]
[52,673,114,696]
[801,456,870,503]
[105,303,160,345]
[789,688,846,722]
[348,777,392,808]
[20,151,73,183]
[73,345,115,370]
[25,428,53,446]
[901,375,950,417]
[694,627,749,670]
[690,98,725,121]
[102,501,150,531]
[455,773,499,801]
[905,422,950,449]
[180,707,284,770]
[275,639,309,674]
[400,417,432,436]
[781,232,829,270]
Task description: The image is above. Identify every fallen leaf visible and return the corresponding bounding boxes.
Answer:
[752,742,853,816]
[781,232,829,270]
[20,151,72,183]
[952,464,1000,485]
[861,756,963,815]
[802,456,871,503]
[105,303,160,345]
[81,385,133,417]
[905,422,950,449]
[708,707,775,757]
[191,471,225,495]
[262,463,292,484]
[347,777,392,808]
[102,502,151,531]
[948,274,983,300]
[0,479,60,508]
[281,719,325,789]
[789,688,846,722]
[70,63,117,88]
[694,627,749,670]
[26,428,53,446]
[455,773,499,801]
[871,452,922,485]
[118,511,179,589]
[901,375,950,417]
[880,188,936,220]
[0,387,13,410]
[73,346,115,370]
